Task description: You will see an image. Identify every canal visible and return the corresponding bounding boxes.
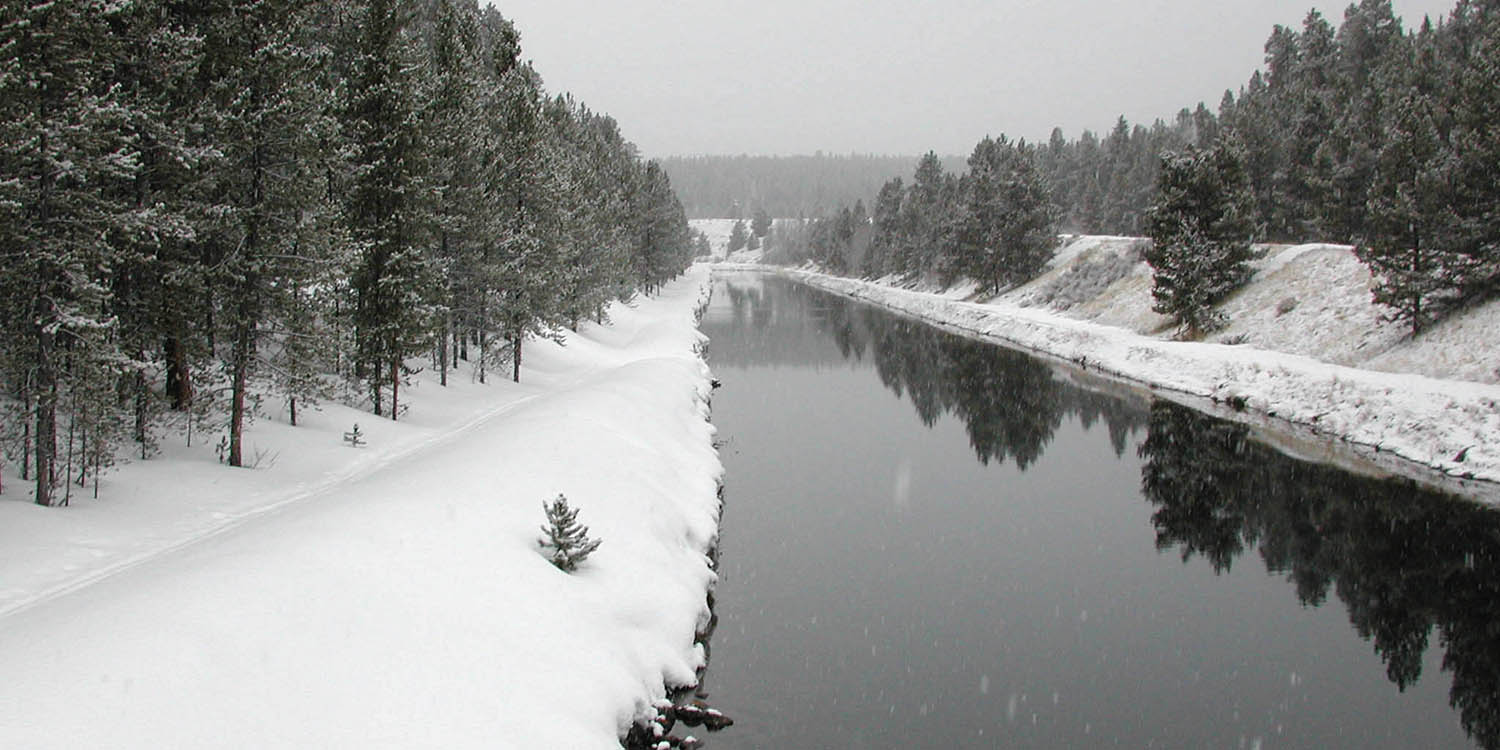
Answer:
[696,271,1500,749]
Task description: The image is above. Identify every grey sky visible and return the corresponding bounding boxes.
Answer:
[491,0,1458,158]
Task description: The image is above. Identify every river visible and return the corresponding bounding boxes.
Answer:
[694,271,1500,749]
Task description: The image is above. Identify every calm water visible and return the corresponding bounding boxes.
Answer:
[696,272,1500,749]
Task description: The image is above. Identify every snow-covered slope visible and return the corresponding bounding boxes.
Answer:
[1011,236,1500,383]
[690,218,766,263]
[0,266,721,748]
[723,240,1500,491]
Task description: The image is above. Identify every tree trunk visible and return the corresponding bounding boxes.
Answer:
[134,367,150,459]
[33,319,57,507]
[390,358,399,422]
[438,314,449,386]
[512,333,522,383]
[228,321,252,468]
[1410,227,1423,337]
[165,335,193,410]
[289,396,298,427]
[63,389,75,506]
[478,329,486,384]
[21,409,30,482]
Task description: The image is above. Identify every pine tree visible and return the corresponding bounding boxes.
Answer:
[1145,140,1258,336]
[344,0,437,418]
[898,152,949,277]
[751,209,772,238]
[538,493,602,572]
[955,136,1058,294]
[1317,0,1404,241]
[491,62,564,383]
[108,0,209,453]
[423,0,486,387]
[0,0,137,505]
[1442,1,1500,306]
[633,160,692,291]
[199,0,340,465]
[863,178,904,277]
[1357,21,1460,336]
[727,219,748,253]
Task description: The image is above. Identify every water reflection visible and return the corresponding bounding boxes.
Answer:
[714,273,1144,468]
[707,271,1500,748]
[1141,401,1500,747]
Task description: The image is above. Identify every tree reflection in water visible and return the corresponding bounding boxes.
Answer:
[712,274,1146,468]
[1140,400,1500,749]
[709,273,1500,747]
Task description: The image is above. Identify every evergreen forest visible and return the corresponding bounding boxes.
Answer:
[761,0,1500,340]
[0,0,696,506]
[661,153,966,221]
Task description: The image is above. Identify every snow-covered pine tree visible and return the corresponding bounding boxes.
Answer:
[1442,1,1500,308]
[490,62,565,384]
[727,219,747,254]
[0,0,138,505]
[197,0,341,465]
[1315,0,1404,242]
[1277,11,1340,241]
[1356,23,1455,337]
[955,136,1058,295]
[542,93,602,331]
[1144,139,1258,337]
[107,0,210,456]
[635,161,694,290]
[344,0,438,418]
[864,178,904,278]
[573,109,639,321]
[422,0,486,388]
[751,209,772,239]
[538,494,602,572]
[898,152,948,277]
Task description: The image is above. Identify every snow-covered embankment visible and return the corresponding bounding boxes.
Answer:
[0,266,721,748]
[756,263,1500,489]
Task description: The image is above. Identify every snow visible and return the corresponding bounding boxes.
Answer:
[0,265,721,748]
[721,240,1500,492]
[689,218,768,263]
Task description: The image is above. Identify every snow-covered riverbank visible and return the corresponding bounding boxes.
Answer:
[720,259,1500,493]
[0,266,721,748]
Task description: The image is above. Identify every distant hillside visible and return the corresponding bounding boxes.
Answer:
[661,153,964,219]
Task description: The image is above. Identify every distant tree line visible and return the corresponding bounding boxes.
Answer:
[660,153,965,220]
[767,139,1059,296]
[766,0,1500,338]
[0,0,695,506]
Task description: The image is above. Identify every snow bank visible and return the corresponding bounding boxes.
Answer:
[0,266,721,748]
[755,265,1500,490]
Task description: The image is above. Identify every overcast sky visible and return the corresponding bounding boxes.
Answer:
[491,0,1458,158]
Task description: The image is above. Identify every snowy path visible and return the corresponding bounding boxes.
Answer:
[730,265,1500,494]
[0,266,721,748]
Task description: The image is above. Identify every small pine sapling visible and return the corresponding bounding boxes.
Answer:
[539,494,602,572]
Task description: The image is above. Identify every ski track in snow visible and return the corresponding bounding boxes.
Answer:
[0,266,722,749]
[0,387,545,621]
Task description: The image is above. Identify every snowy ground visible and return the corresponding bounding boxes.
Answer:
[0,265,720,748]
[690,218,767,263]
[719,239,1500,494]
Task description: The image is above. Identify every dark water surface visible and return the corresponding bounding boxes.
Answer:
[697,272,1500,749]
